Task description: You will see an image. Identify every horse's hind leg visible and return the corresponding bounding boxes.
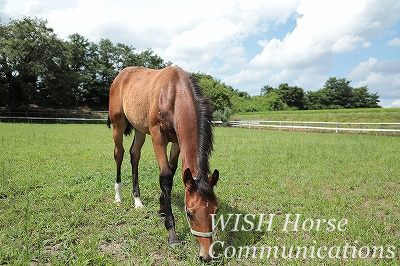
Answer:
[130,130,146,209]
[112,118,127,203]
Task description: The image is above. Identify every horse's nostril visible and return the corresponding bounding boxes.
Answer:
[199,256,204,261]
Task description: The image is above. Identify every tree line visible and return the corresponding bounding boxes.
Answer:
[1,17,380,113]
[194,73,380,116]
[0,17,171,109]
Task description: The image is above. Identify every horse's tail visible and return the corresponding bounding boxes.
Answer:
[107,114,133,136]
[107,115,111,128]
[124,123,133,136]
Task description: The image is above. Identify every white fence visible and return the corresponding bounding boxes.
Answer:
[0,116,224,126]
[1,116,399,134]
[0,116,107,123]
[229,120,400,134]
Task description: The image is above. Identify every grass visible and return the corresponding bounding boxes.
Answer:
[0,123,399,265]
[231,108,400,123]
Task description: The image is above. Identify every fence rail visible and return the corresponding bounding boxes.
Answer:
[0,116,223,126]
[1,116,399,134]
[0,116,107,124]
[229,120,400,133]
[0,109,108,118]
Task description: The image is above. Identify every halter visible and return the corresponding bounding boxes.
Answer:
[184,190,214,238]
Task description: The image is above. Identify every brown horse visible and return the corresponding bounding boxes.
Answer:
[107,66,219,261]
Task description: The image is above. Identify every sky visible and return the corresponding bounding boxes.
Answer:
[1,0,400,107]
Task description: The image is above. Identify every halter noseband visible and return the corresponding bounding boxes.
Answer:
[185,191,214,238]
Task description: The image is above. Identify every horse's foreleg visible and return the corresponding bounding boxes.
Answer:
[151,131,180,246]
[130,130,146,209]
[159,142,180,216]
[169,142,180,175]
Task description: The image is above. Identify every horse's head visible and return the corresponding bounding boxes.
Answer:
[183,168,219,262]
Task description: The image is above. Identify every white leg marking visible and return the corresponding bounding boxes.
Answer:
[114,183,122,203]
[134,197,144,209]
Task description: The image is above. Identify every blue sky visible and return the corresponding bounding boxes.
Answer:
[1,0,400,107]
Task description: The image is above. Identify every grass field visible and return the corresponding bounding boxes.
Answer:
[231,108,400,123]
[0,123,399,265]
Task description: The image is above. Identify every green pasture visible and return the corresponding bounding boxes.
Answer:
[231,108,400,123]
[0,123,399,265]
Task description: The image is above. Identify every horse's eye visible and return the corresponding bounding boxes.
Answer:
[216,208,220,213]
[186,211,192,219]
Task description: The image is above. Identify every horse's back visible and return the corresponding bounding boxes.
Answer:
[109,66,189,135]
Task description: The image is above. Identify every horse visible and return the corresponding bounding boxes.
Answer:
[107,66,219,261]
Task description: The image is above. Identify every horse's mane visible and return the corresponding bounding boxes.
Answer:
[187,74,216,202]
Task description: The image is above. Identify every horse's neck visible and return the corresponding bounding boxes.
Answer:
[179,141,199,178]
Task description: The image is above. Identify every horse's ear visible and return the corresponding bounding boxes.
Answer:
[183,168,193,186]
[209,169,219,187]
[184,168,197,191]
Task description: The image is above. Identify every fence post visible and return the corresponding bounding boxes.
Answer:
[336,123,339,133]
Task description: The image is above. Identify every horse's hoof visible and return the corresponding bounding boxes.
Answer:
[134,197,144,209]
[114,199,121,204]
[168,233,180,247]
[168,240,181,248]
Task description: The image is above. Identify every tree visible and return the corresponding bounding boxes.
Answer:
[322,77,353,108]
[0,16,175,109]
[260,85,275,96]
[351,86,380,108]
[194,73,232,111]
[277,83,305,109]
[304,77,381,109]
[65,33,92,105]
[304,90,326,110]
[264,92,286,110]
[84,39,117,107]
[137,48,172,69]
[0,17,75,108]
[212,106,233,124]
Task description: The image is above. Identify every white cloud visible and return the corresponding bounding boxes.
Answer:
[332,35,364,53]
[349,57,400,100]
[387,37,400,46]
[164,18,240,61]
[362,42,372,48]
[160,1,301,74]
[2,0,77,18]
[227,0,369,89]
[348,57,379,80]
[227,0,400,95]
[387,99,400,107]
[35,0,301,76]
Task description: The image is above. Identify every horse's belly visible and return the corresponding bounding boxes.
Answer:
[128,116,150,134]
[123,106,150,134]
[122,88,151,134]
[131,122,150,134]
